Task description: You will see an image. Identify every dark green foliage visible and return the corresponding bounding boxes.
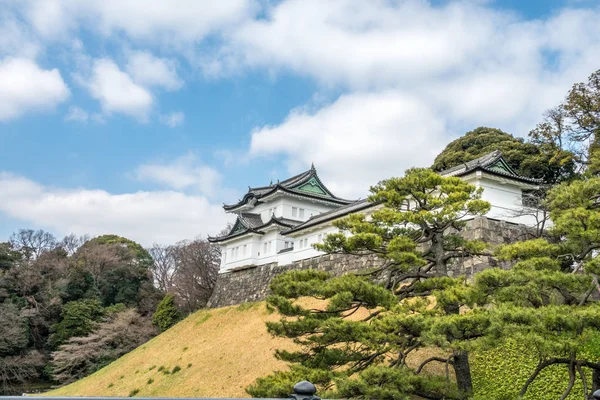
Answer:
[152,295,182,332]
[0,242,19,271]
[432,126,575,184]
[128,388,140,397]
[61,268,98,302]
[49,299,104,347]
[147,378,153,385]
[73,234,162,313]
[171,365,181,374]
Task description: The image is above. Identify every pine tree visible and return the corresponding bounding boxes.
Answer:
[249,168,491,399]
[444,176,600,399]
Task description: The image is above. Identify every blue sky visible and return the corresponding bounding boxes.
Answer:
[1,0,599,245]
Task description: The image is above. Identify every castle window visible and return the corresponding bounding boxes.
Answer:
[243,245,247,256]
[299,208,305,218]
[318,234,322,243]
[263,243,267,255]
[292,207,298,218]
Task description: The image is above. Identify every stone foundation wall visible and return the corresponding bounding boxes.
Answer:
[207,216,531,308]
[207,253,384,308]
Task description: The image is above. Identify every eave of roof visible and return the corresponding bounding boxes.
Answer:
[208,215,300,243]
[283,199,376,235]
[439,150,542,184]
[207,228,262,243]
[223,165,354,211]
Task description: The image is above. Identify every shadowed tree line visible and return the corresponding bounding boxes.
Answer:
[0,230,219,393]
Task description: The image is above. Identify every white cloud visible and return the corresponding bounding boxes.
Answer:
[82,58,153,121]
[126,50,183,90]
[22,0,255,41]
[217,1,599,89]
[0,12,40,59]
[203,1,599,129]
[237,1,600,197]
[250,91,446,198]
[135,153,221,196]
[160,111,185,128]
[0,172,230,246]
[0,58,70,121]
[65,106,89,122]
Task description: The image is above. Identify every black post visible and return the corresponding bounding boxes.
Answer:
[290,381,320,400]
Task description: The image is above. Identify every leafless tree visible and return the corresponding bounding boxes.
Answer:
[147,244,178,292]
[508,188,552,239]
[58,234,90,256]
[50,309,156,384]
[74,243,133,277]
[171,239,219,313]
[0,352,45,393]
[9,229,57,260]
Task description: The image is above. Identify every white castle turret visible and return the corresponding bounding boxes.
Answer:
[210,152,542,273]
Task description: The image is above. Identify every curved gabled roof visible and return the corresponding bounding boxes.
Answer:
[208,214,301,243]
[223,165,354,211]
[439,150,543,184]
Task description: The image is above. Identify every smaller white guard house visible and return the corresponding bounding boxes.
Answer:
[209,151,542,273]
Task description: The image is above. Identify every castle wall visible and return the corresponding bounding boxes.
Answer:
[207,216,533,308]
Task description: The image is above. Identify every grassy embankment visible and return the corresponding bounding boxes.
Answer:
[44,301,450,398]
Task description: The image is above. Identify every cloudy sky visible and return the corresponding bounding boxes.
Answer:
[1,0,599,245]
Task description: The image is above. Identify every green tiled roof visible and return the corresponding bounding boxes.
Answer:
[223,165,354,211]
[439,150,542,184]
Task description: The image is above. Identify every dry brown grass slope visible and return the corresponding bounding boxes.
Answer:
[43,302,296,398]
[44,300,448,398]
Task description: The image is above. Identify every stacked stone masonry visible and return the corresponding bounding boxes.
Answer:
[207,216,532,308]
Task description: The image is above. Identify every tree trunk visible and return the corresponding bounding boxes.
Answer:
[431,232,447,276]
[453,351,473,396]
[431,231,473,396]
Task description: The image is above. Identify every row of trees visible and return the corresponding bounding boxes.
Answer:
[0,230,220,393]
[249,70,600,399]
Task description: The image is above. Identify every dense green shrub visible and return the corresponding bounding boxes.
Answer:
[152,295,182,332]
[49,299,104,347]
[472,336,600,399]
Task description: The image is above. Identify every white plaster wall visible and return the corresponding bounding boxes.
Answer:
[281,197,337,222]
[476,177,540,226]
[279,225,340,265]
[231,195,338,223]
[252,199,284,221]
[219,235,262,272]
